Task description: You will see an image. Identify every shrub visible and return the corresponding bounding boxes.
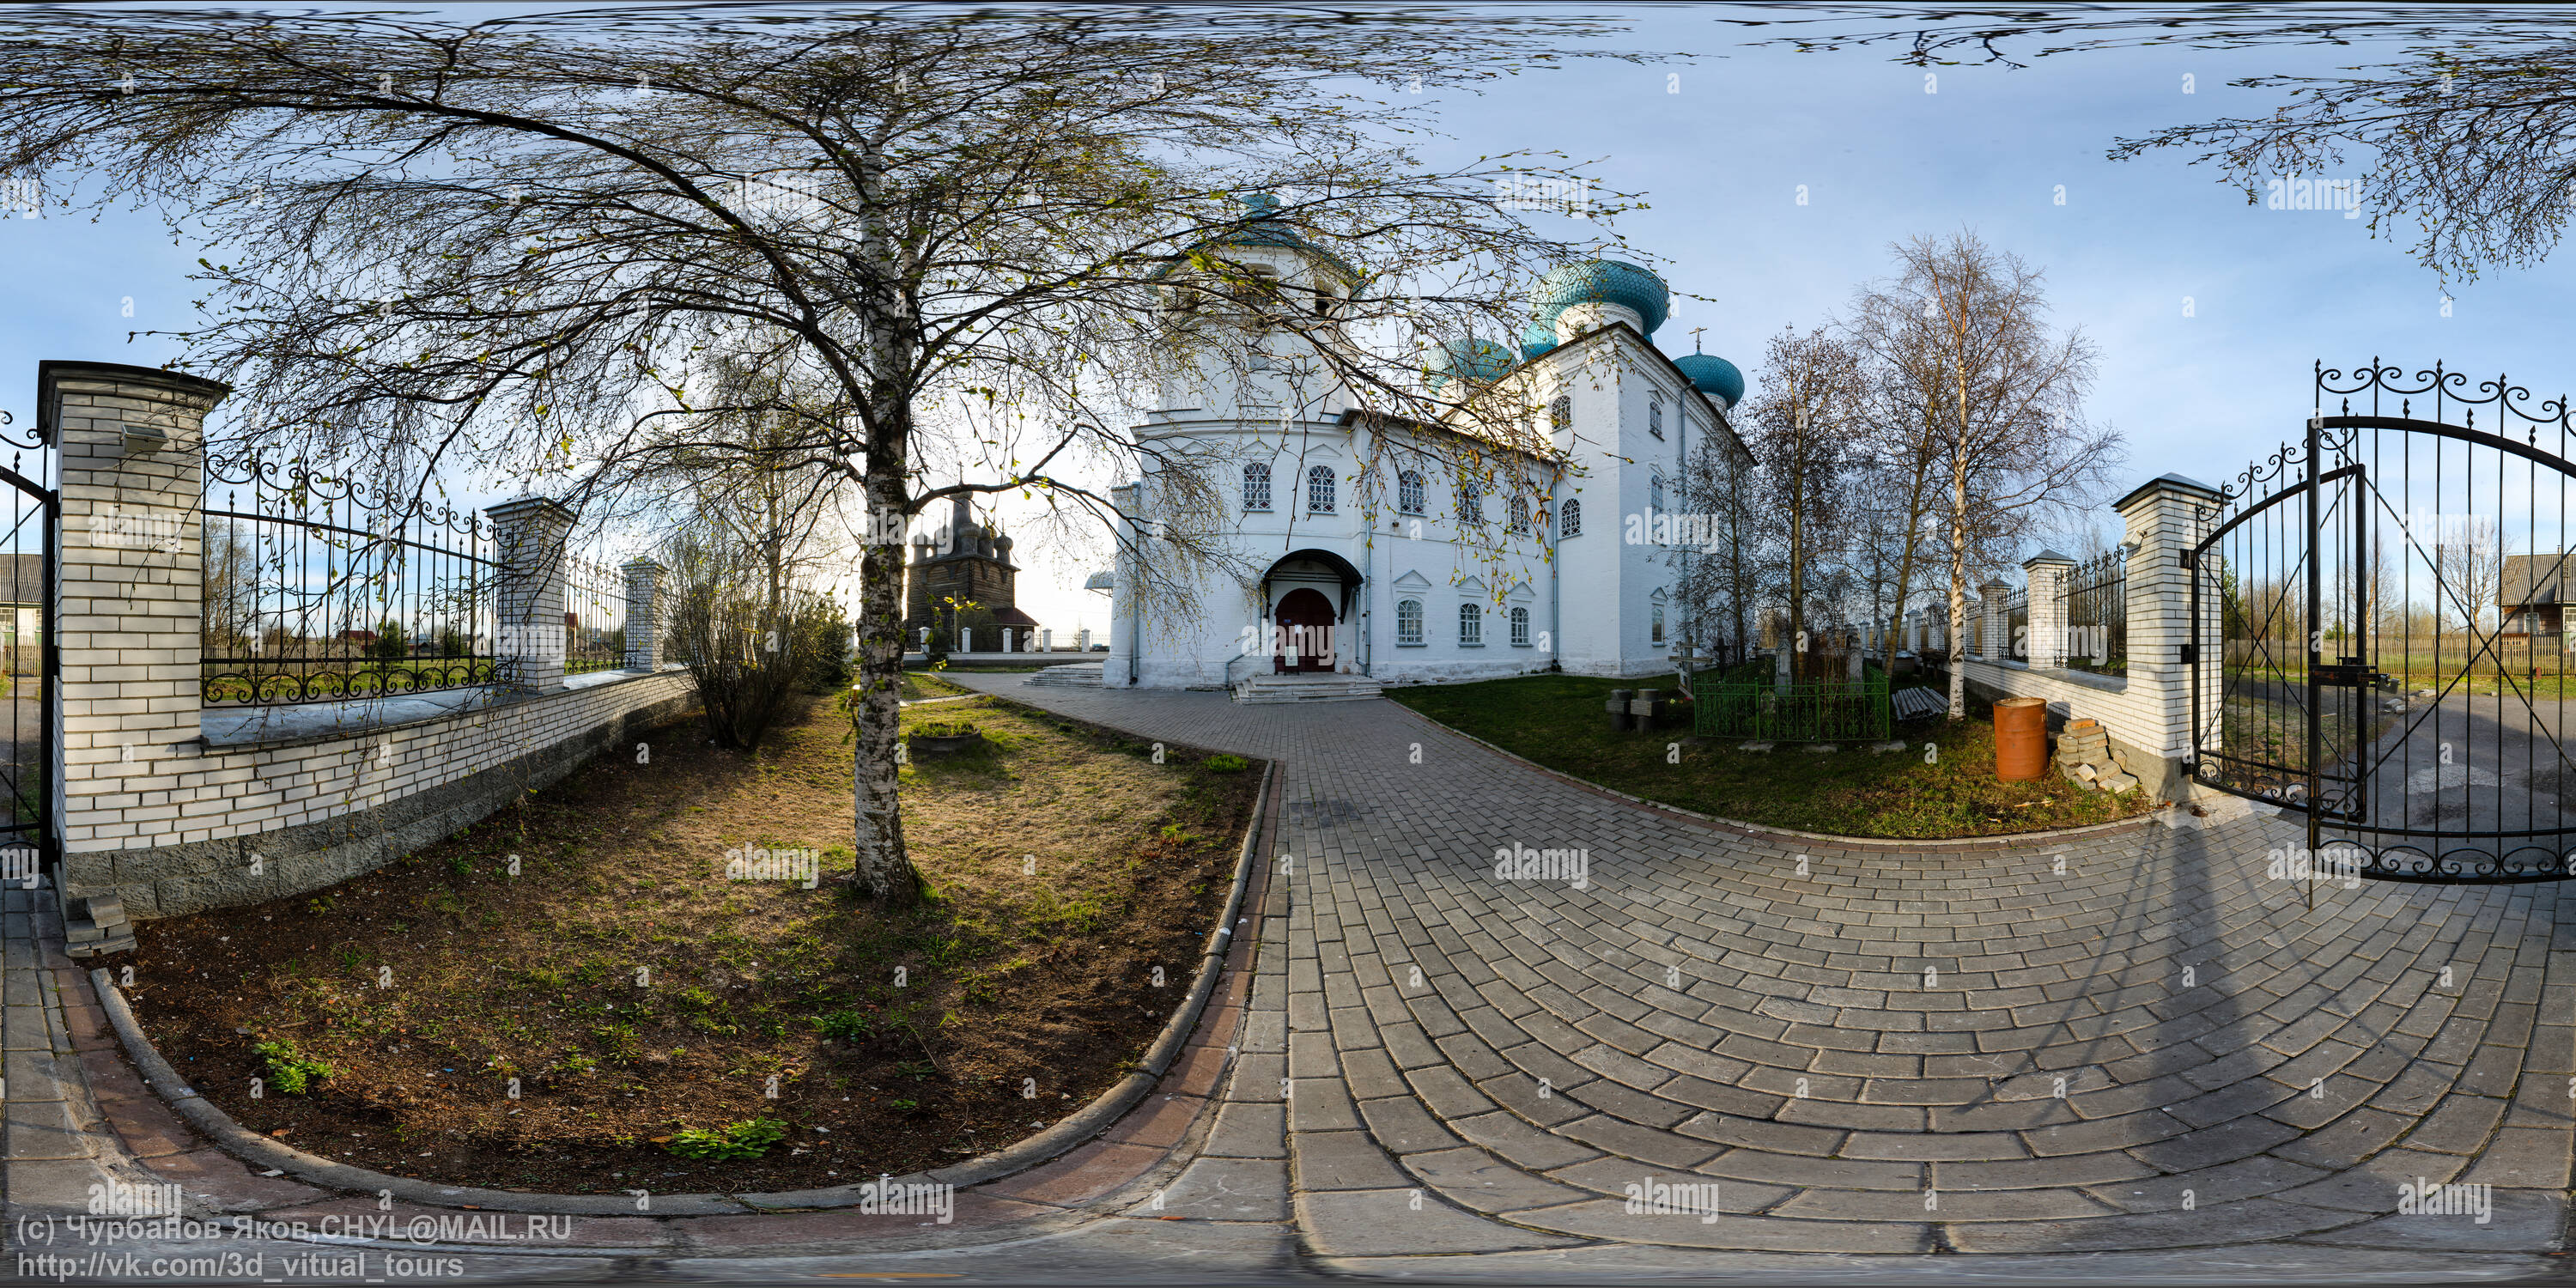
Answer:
[253,1041,335,1095]
[812,1008,873,1039]
[663,1116,787,1160]
[1204,753,1249,773]
[663,521,852,750]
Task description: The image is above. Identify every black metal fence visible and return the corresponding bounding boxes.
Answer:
[565,556,630,677]
[2062,550,2128,676]
[202,454,501,705]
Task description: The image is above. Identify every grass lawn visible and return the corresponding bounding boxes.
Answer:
[127,692,1262,1194]
[1388,673,2154,838]
[901,669,975,701]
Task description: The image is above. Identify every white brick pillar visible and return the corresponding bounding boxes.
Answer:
[2024,551,2074,670]
[622,558,661,670]
[485,496,574,694]
[2116,473,2226,794]
[1979,578,2010,662]
[43,361,228,889]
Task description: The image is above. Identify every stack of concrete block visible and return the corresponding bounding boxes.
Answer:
[64,892,135,957]
[2054,719,2141,793]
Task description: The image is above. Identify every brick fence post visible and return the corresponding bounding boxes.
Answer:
[484,497,575,694]
[2024,551,2074,671]
[40,361,228,900]
[622,557,662,670]
[2115,473,2226,797]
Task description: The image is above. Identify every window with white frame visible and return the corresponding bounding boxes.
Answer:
[1650,589,1668,646]
[1549,395,1572,434]
[1396,598,1424,645]
[1649,395,1665,439]
[1510,605,1531,647]
[1507,494,1529,533]
[1307,465,1335,513]
[1457,477,1481,523]
[1561,497,1582,537]
[1398,470,1425,515]
[1242,462,1272,512]
[1649,472,1666,513]
[1458,602,1484,646]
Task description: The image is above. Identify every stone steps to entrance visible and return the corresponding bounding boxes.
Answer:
[1235,674,1384,704]
[1025,662,1104,688]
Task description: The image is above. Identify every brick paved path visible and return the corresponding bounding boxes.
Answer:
[5,674,2567,1280]
[945,674,2573,1266]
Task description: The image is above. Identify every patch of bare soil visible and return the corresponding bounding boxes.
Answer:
[126,693,1261,1195]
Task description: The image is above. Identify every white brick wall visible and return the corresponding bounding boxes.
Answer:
[1959,477,2221,799]
[64,671,695,854]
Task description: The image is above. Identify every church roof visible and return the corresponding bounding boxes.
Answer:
[1151,192,1363,287]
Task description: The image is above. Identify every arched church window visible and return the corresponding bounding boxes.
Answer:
[1561,498,1582,538]
[1651,589,1668,646]
[1649,472,1666,513]
[1510,606,1532,647]
[1507,495,1529,533]
[1649,396,1665,440]
[1307,465,1336,513]
[1396,599,1424,646]
[1242,462,1272,512]
[1398,470,1425,515]
[1457,478,1481,524]
[1459,603,1484,646]
[1549,395,1571,434]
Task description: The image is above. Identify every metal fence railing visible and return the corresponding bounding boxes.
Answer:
[564,556,630,677]
[2007,592,2030,661]
[1692,659,1893,743]
[2062,549,2128,676]
[202,453,503,706]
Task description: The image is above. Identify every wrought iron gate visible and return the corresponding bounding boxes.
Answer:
[2190,361,2576,883]
[0,409,55,885]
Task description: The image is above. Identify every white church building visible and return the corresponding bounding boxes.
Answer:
[1100,199,1753,694]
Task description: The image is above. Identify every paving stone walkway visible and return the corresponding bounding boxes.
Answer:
[946,675,2572,1275]
[3,675,2567,1282]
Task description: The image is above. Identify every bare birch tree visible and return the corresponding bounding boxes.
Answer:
[1740,326,1864,676]
[1879,232,2123,719]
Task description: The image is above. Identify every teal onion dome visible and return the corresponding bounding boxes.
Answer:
[1428,337,1515,393]
[1532,258,1670,337]
[1520,309,1564,361]
[1673,353,1746,406]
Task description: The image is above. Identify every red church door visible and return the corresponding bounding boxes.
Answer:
[1273,588,1337,674]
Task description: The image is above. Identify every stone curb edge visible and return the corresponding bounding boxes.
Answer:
[1385,702,2163,852]
[88,750,1277,1216]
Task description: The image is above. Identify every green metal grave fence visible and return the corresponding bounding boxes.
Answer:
[1692,659,1893,743]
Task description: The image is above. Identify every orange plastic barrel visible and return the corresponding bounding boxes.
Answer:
[1993,697,2048,781]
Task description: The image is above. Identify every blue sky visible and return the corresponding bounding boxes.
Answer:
[3,6,2567,633]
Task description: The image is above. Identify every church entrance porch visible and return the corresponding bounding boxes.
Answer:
[1258,549,1364,678]
[1273,587,1337,673]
